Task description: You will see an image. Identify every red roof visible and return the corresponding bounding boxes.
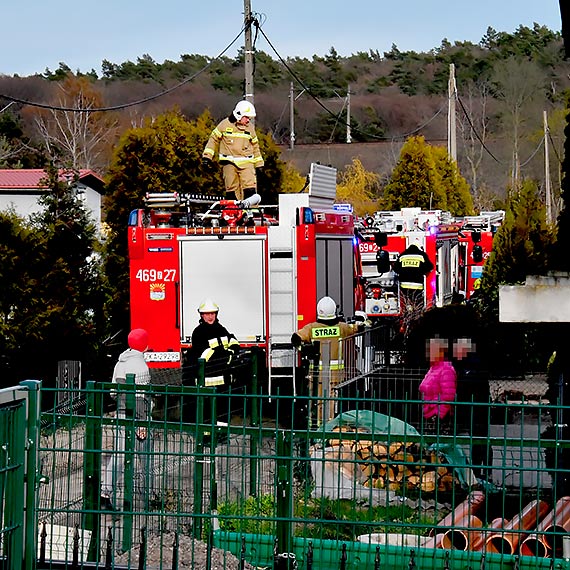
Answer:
[0,169,104,192]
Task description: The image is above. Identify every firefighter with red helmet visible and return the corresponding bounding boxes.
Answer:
[393,243,434,311]
[202,100,264,201]
[291,296,360,424]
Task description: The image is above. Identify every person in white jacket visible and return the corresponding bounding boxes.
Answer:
[101,328,151,511]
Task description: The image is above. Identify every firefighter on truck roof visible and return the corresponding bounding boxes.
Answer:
[202,100,264,202]
[291,296,361,424]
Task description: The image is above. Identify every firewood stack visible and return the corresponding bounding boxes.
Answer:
[325,426,458,494]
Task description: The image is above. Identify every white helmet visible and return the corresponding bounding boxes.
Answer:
[198,298,219,313]
[317,296,337,321]
[233,100,256,120]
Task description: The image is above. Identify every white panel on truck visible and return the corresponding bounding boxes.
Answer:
[178,235,267,344]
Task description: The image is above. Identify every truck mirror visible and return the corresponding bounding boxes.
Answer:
[374,232,388,247]
[472,245,483,263]
[376,249,391,273]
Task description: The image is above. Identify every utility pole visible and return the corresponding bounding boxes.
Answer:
[447,63,457,162]
[243,0,254,103]
[346,85,352,143]
[289,82,295,150]
[544,110,553,224]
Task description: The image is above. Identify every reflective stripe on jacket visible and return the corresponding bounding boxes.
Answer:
[199,339,239,386]
[203,117,264,168]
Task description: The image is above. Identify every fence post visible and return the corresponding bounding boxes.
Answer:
[19,379,41,570]
[276,429,294,558]
[249,349,259,497]
[84,379,103,562]
[72,524,80,569]
[138,526,147,570]
[193,358,206,539]
[121,372,137,553]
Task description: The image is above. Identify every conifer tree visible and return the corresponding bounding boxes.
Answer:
[383,136,448,212]
[430,146,474,216]
[0,164,106,384]
[474,180,555,371]
[0,210,39,385]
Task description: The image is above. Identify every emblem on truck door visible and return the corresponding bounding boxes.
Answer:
[150,283,166,301]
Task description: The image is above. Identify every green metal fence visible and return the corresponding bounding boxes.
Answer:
[0,380,40,570]
[28,360,570,570]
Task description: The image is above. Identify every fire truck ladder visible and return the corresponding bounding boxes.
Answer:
[267,246,297,398]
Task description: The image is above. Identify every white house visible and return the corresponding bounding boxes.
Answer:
[0,169,105,227]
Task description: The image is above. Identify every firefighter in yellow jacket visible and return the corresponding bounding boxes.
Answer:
[291,296,360,424]
[202,100,264,201]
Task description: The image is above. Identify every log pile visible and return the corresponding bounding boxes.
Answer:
[326,427,458,494]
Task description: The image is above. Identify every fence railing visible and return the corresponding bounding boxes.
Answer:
[28,361,570,570]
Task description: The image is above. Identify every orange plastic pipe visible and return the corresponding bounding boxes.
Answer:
[422,532,445,550]
[520,496,570,558]
[485,500,550,555]
[441,514,483,551]
[519,533,550,558]
[470,517,506,552]
[430,491,486,535]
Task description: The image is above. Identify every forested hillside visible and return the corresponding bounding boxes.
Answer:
[0,23,566,204]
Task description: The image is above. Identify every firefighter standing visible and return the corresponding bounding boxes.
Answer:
[188,298,241,388]
[202,100,264,201]
[184,299,242,423]
[291,296,360,424]
[393,243,434,310]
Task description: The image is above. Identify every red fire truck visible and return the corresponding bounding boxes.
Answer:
[357,208,504,319]
[358,208,462,319]
[456,211,504,300]
[128,164,365,388]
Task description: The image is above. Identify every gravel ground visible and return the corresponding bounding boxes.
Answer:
[113,533,256,569]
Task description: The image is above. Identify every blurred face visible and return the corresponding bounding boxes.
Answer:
[200,311,217,324]
[426,337,447,364]
[238,115,250,125]
[453,337,475,360]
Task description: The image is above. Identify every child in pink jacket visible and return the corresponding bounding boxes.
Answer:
[419,336,457,431]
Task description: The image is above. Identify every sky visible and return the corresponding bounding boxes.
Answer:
[0,1,563,77]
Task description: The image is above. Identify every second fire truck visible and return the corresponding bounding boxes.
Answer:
[357,208,503,320]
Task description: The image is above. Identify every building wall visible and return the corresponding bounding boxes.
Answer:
[0,186,102,227]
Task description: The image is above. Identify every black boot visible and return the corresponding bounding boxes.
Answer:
[243,188,257,199]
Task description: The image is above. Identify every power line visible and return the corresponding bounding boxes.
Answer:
[519,136,544,168]
[253,18,445,143]
[0,26,246,113]
[457,95,502,164]
[548,130,563,164]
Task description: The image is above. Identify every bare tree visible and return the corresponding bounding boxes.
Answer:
[457,79,490,207]
[0,135,23,166]
[491,57,546,188]
[32,77,119,171]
